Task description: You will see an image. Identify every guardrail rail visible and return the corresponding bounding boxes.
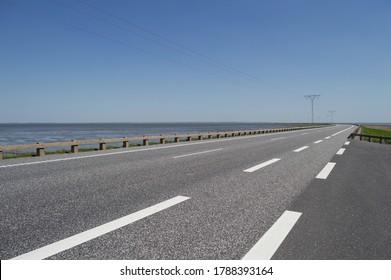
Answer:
[348,133,391,144]
[0,125,323,160]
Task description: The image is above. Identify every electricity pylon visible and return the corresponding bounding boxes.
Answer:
[329,110,336,123]
[304,95,320,123]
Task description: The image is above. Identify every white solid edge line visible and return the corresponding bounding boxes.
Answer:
[11,196,190,260]
[344,141,350,145]
[243,158,281,173]
[0,125,341,169]
[325,136,331,139]
[293,146,309,152]
[336,148,346,155]
[270,137,285,141]
[314,140,323,144]
[173,148,223,159]
[242,210,302,260]
[316,162,336,179]
[331,126,354,137]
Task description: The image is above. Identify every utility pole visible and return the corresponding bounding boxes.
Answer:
[329,110,336,123]
[304,95,320,123]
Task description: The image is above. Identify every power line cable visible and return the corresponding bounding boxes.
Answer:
[76,0,301,97]
[53,0,297,96]
[1,0,292,96]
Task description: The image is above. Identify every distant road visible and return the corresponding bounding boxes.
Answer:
[4,124,387,260]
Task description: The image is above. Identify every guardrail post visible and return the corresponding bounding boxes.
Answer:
[380,137,384,144]
[232,132,235,137]
[122,139,129,148]
[99,142,106,150]
[198,135,203,140]
[174,136,179,143]
[224,133,228,137]
[208,135,212,139]
[368,136,371,142]
[71,140,79,153]
[36,143,45,157]
[143,139,149,146]
[216,134,221,138]
[0,150,3,160]
[187,136,192,141]
[160,136,165,144]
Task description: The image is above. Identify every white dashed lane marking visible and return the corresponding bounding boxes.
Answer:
[336,148,346,155]
[12,196,190,260]
[242,211,302,260]
[316,162,336,179]
[244,158,281,173]
[293,146,309,153]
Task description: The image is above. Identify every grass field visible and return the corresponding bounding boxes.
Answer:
[360,126,391,144]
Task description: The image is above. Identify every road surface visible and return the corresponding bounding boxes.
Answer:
[2,124,387,260]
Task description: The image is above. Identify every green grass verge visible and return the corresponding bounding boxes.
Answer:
[360,126,391,144]
[3,152,36,160]
[1,143,144,160]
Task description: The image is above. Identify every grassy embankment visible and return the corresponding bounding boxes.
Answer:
[2,138,207,159]
[360,126,391,144]
[2,136,233,159]
[2,145,140,160]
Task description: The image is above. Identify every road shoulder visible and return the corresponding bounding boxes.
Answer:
[274,140,391,259]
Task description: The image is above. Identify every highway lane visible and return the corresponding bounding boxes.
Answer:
[0,124,356,259]
[274,140,391,259]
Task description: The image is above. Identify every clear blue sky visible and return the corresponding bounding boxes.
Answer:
[1,0,390,123]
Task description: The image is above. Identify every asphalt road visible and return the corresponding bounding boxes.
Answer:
[2,124,386,260]
[274,139,391,259]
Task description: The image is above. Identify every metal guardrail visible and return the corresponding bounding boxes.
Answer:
[0,126,322,160]
[348,133,391,144]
